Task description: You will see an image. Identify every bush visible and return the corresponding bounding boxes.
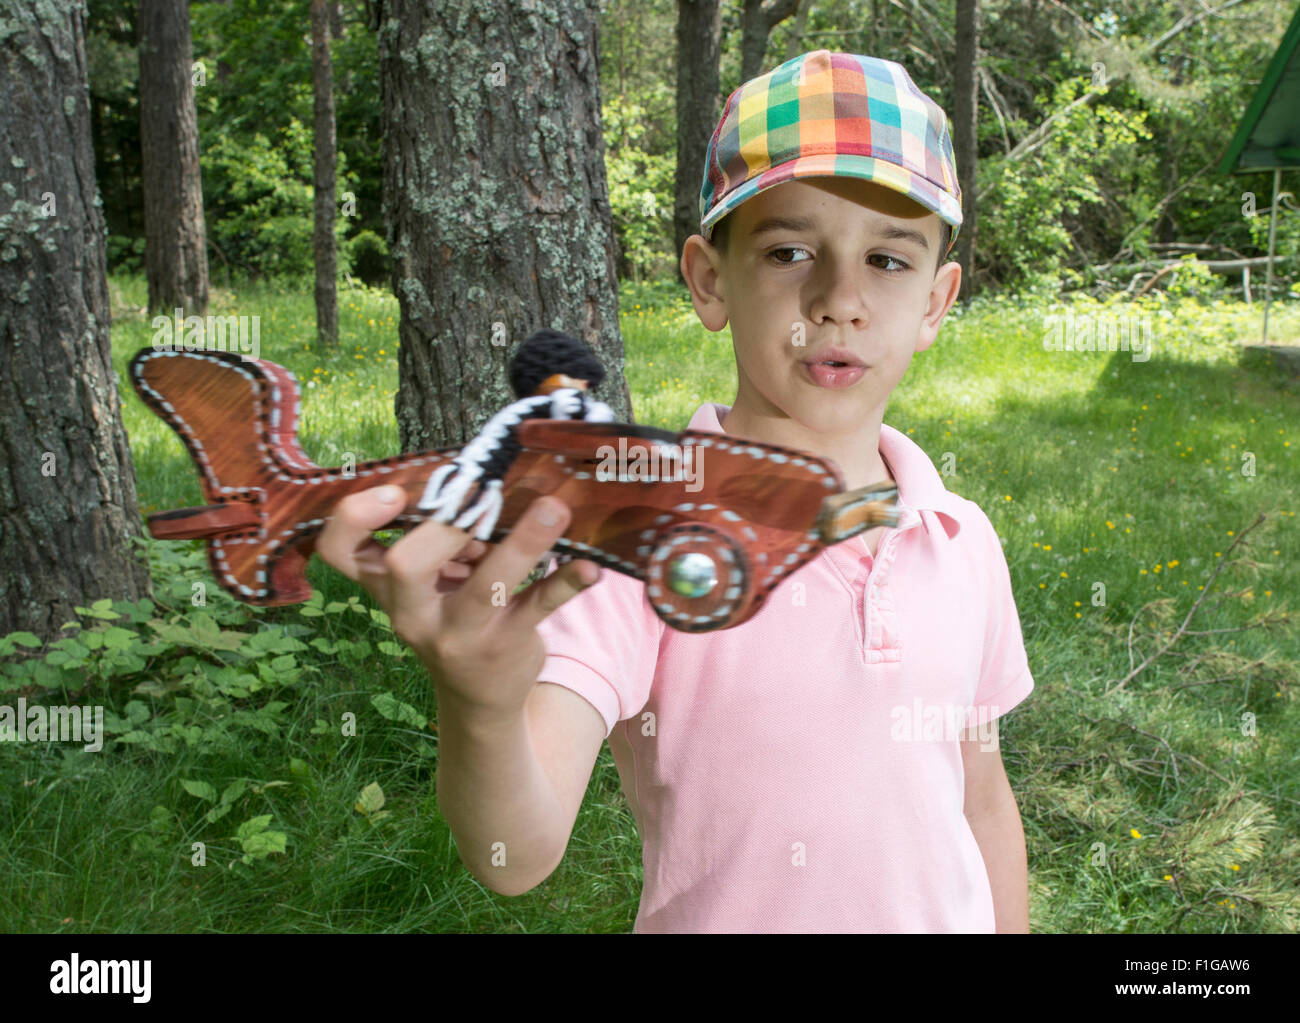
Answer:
[345,229,389,287]
[107,234,146,276]
[200,119,354,282]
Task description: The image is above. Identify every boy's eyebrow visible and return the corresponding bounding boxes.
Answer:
[748,215,931,250]
[748,215,818,237]
[877,224,931,251]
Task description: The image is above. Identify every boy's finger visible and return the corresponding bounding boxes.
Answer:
[316,485,409,584]
[507,558,601,633]
[445,496,573,632]
[379,514,485,611]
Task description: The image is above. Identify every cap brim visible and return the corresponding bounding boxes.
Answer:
[702,154,962,257]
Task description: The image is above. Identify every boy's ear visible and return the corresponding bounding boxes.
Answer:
[680,234,729,332]
[914,260,961,353]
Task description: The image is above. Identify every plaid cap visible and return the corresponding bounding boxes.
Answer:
[700,51,963,257]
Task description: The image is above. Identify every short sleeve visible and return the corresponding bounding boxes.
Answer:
[967,504,1035,722]
[533,559,664,739]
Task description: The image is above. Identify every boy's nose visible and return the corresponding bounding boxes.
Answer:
[808,261,870,328]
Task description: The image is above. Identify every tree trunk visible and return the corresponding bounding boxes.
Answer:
[953,0,979,302]
[674,0,722,276]
[138,0,209,315]
[785,0,810,60]
[311,0,339,349]
[741,0,800,84]
[0,0,150,639]
[377,0,632,451]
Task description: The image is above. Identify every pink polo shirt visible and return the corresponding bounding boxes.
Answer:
[534,402,1035,933]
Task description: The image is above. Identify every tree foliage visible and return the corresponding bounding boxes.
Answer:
[87,0,1297,295]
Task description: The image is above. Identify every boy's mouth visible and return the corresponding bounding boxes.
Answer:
[800,347,866,369]
[801,359,866,389]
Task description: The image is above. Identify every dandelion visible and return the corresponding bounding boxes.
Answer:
[1130,828,1142,839]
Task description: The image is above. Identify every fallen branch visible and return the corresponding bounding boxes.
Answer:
[1077,712,1233,785]
[1097,256,1282,275]
[1169,658,1270,693]
[1107,513,1268,693]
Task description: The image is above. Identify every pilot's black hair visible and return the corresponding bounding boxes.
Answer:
[508,329,607,399]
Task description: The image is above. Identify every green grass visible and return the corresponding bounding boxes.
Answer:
[1,274,1297,932]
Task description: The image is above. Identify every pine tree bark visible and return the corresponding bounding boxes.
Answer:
[377,0,632,451]
[953,0,979,302]
[0,0,150,639]
[138,0,208,315]
[673,0,722,274]
[311,0,339,349]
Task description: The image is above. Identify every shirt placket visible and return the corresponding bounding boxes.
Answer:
[860,506,922,664]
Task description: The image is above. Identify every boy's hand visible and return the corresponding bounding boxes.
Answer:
[315,484,600,719]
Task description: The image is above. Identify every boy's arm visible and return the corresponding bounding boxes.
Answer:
[435,680,606,897]
[961,724,1030,933]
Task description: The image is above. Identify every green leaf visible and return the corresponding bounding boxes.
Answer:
[75,598,121,620]
[6,631,42,648]
[236,814,273,841]
[205,803,233,824]
[220,778,248,804]
[377,641,407,658]
[240,829,287,858]
[181,779,218,802]
[371,691,426,728]
[354,781,385,815]
[288,757,309,777]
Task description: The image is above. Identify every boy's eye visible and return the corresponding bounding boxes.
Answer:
[767,246,810,265]
[869,254,910,272]
[767,248,910,271]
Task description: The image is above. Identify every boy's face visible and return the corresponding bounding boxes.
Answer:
[682,177,961,442]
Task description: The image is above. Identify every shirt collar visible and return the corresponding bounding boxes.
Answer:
[685,402,966,538]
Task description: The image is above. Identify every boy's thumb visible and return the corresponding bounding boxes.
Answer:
[346,484,408,529]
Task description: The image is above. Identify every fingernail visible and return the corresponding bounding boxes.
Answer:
[533,501,559,526]
[376,485,404,505]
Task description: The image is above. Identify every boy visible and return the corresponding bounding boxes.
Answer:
[316,51,1034,933]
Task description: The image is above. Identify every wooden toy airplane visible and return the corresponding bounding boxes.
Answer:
[128,332,899,632]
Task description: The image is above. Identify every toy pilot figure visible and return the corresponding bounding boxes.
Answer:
[416,329,614,542]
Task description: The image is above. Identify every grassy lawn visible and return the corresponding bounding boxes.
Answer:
[1,273,1297,932]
